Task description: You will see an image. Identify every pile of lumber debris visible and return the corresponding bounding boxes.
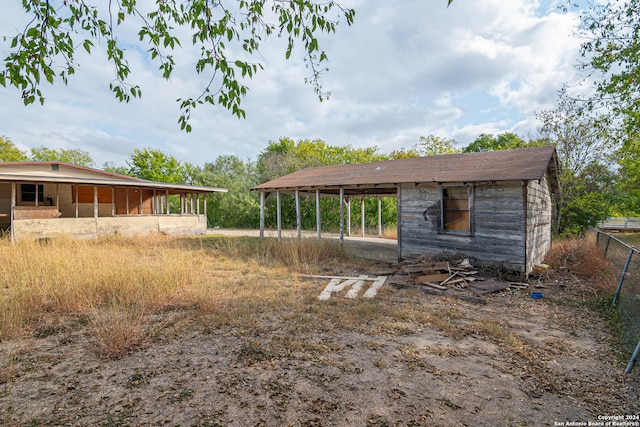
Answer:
[390,259,529,303]
[398,261,479,291]
[305,258,532,305]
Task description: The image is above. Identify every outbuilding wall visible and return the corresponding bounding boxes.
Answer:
[525,174,553,272]
[399,181,530,272]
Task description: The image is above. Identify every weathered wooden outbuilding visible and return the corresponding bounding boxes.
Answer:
[253,146,561,273]
[0,161,227,241]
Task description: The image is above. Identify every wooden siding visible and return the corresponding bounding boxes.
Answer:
[115,188,153,215]
[73,186,114,203]
[525,174,553,272]
[399,182,528,272]
[0,183,10,229]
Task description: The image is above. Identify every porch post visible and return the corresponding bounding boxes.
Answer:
[165,190,169,214]
[339,188,344,247]
[361,197,365,238]
[111,188,115,216]
[126,189,129,215]
[139,189,143,215]
[377,196,382,238]
[204,194,208,224]
[35,182,39,207]
[93,186,98,219]
[259,190,265,240]
[56,184,60,212]
[346,197,351,237]
[276,190,282,242]
[315,189,321,240]
[10,183,16,243]
[295,189,301,240]
[196,194,200,216]
[396,186,402,261]
[75,186,79,218]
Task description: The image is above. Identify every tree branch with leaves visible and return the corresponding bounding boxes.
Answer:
[575,0,640,134]
[1,0,355,131]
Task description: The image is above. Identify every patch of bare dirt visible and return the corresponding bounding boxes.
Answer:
[1,258,638,426]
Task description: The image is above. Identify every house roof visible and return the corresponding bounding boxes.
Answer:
[253,146,560,196]
[0,161,227,194]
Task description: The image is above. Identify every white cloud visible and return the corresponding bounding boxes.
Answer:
[0,0,586,166]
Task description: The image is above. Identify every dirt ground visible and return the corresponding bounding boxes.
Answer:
[1,236,639,426]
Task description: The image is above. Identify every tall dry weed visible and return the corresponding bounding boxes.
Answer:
[544,236,616,292]
[90,304,146,359]
[380,226,397,240]
[0,234,359,354]
[0,235,201,340]
[199,236,358,271]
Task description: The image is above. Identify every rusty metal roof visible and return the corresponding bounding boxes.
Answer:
[0,161,227,194]
[253,146,560,196]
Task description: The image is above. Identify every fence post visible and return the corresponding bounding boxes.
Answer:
[626,340,640,373]
[612,248,634,307]
[604,235,612,257]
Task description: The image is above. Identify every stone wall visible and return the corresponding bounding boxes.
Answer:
[11,215,207,241]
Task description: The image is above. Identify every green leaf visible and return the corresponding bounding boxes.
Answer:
[4,0,357,132]
[26,27,39,38]
[83,39,93,53]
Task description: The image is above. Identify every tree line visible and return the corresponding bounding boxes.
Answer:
[2,1,640,235]
[2,132,637,236]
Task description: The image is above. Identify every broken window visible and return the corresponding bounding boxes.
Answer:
[20,184,44,203]
[441,186,472,234]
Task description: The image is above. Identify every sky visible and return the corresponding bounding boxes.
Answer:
[0,0,585,168]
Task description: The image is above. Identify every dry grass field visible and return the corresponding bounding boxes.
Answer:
[0,234,638,426]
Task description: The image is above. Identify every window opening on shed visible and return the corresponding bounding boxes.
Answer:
[21,184,44,203]
[441,186,471,233]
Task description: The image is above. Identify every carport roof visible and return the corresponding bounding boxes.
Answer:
[252,146,560,196]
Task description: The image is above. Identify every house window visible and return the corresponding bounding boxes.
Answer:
[441,186,472,234]
[21,184,44,203]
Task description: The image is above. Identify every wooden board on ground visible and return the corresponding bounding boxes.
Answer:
[400,262,449,274]
[413,273,451,283]
[393,282,486,305]
[423,282,447,290]
[468,279,513,295]
[312,275,388,300]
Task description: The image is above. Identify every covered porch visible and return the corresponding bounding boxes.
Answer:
[0,162,226,241]
[254,182,399,256]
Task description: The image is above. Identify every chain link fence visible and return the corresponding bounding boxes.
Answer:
[590,228,640,373]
